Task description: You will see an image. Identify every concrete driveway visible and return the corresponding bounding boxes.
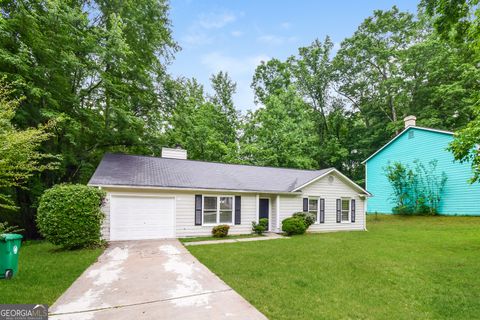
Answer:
[50,240,266,320]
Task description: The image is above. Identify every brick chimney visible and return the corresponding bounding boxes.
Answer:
[404,115,416,128]
[161,146,187,159]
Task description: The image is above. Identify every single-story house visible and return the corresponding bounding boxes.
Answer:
[364,115,480,215]
[88,149,370,240]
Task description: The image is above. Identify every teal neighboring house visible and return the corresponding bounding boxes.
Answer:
[364,116,480,216]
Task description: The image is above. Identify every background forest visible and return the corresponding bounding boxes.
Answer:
[1,0,479,237]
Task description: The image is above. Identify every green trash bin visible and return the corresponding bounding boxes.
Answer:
[0,233,23,279]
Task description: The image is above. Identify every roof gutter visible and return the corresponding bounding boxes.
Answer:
[88,183,299,195]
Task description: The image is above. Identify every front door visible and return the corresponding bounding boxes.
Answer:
[259,198,269,230]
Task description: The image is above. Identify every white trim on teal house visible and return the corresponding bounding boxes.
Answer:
[364,118,480,216]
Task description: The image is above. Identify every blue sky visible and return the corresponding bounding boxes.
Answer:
[168,0,419,111]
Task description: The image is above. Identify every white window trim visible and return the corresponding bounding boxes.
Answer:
[341,197,351,223]
[307,196,321,224]
[202,195,235,226]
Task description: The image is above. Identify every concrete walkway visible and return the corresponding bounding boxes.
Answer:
[183,233,287,246]
[50,240,266,320]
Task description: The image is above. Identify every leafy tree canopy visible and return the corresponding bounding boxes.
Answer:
[2,1,480,236]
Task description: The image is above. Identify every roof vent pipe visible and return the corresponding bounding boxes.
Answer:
[404,115,416,128]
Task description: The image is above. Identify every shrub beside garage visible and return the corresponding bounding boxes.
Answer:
[37,184,105,249]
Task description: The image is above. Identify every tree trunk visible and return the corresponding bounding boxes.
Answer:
[389,96,399,134]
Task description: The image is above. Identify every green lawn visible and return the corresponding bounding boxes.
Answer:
[180,233,263,243]
[187,215,480,320]
[1,241,103,305]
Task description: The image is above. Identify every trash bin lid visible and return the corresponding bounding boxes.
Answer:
[0,233,23,241]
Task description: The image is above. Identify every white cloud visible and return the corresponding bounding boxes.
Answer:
[182,11,238,47]
[197,12,236,29]
[182,33,213,46]
[257,35,297,46]
[280,22,292,29]
[231,30,243,37]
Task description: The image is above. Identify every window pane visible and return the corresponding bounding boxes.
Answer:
[309,198,318,221]
[341,199,350,221]
[203,210,217,224]
[220,197,233,210]
[220,210,232,223]
[204,197,217,210]
[203,197,218,224]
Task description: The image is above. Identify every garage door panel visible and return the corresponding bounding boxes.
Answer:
[110,195,175,240]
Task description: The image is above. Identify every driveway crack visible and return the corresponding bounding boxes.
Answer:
[49,288,233,316]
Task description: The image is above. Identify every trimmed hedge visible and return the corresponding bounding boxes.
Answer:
[252,218,268,235]
[282,217,307,235]
[259,218,268,230]
[212,224,230,238]
[292,212,316,227]
[37,184,105,249]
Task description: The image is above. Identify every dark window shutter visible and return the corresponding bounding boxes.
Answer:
[319,198,325,223]
[303,198,308,212]
[235,196,241,225]
[195,195,202,225]
[351,199,356,223]
[336,199,341,223]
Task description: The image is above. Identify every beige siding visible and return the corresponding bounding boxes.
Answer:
[270,196,277,232]
[278,171,366,232]
[99,171,365,240]
[175,191,257,237]
[278,195,303,231]
[101,187,258,239]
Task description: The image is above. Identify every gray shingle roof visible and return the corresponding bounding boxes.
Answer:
[88,153,333,193]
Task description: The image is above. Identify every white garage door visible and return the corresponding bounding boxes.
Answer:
[110,195,175,240]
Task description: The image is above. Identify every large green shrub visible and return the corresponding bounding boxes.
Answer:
[282,217,307,235]
[251,222,265,235]
[292,212,316,227]
[37,184,105,249]
[212,224,230,238]
[259,218,268,230]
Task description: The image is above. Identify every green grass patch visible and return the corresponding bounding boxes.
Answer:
[187,215,480,319]
[180,233,262,243]
[1,241,103,305]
